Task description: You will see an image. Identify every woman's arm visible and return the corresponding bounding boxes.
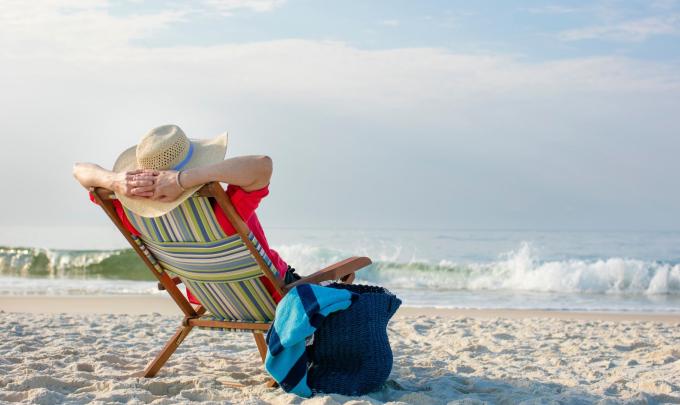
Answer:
[72,162,154,197]
[136,155,273,202]
[181,155,273,192]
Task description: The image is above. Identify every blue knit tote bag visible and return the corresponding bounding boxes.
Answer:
[306,283,402,396]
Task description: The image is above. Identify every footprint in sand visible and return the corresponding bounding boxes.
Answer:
[456,364,476,374]
[613,341,649,351]
[75,363,94,372]
[492,333,515,341]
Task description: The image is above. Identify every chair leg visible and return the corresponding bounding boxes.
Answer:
[143,324,193,378]
[252,331,278,388]
[252,331,267,363]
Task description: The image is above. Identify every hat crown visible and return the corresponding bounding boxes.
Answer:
[136,124,191,170]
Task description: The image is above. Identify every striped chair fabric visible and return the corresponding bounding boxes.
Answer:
[124,195,278,324]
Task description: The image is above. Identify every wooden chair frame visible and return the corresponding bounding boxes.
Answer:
[91,181,371,380]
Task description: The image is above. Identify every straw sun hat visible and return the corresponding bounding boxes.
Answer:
[113,124,228,217]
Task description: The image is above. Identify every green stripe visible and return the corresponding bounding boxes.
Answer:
[199,198,225,239]
[160,263,262,282]
[122,195,277,321]
[145,237,244,251]
[156,216,170,240]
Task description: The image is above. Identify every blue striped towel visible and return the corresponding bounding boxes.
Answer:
[265,284,357,397]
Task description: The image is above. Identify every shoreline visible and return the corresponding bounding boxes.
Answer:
[2,295,680,323]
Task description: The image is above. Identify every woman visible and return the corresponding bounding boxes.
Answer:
[73,124,297,303]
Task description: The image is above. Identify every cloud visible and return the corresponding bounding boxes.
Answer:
[2,1,679,133]
[200,0,286,15]
[2,2,677,96]
[526,5,584,14]
[651,0,680,10]
[560,15,680,42]
[0,0,187,55]
[0,1,291,58]
[379,19,400,27]
[2,0,680,231]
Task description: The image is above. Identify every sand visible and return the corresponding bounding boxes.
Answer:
[1,297,680,404]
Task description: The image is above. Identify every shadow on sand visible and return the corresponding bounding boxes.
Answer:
[353,372,680,405]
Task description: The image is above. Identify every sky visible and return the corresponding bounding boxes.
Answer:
[1,0,680,248]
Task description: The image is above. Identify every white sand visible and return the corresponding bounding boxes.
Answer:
[1,298,680,404]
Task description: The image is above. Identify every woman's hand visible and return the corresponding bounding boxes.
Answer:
[150,170,185,202]
[112,169,158,198]
[111,169,183,201]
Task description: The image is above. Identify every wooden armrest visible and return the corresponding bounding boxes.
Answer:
[158,277,182,290]
[90,187,117,200]
[284,256,372,291]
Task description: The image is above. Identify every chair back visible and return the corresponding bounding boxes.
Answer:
[124,192,279,322]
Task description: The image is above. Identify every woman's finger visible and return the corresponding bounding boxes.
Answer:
[131,185,155,194]
[132,173,157,180]
[128,179,154,187]
[126,174,152,182]
[127,193,153,199]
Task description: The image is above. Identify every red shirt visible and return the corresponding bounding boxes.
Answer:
[90,185,287,303]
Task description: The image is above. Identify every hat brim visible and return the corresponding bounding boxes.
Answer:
[112,132,228,218]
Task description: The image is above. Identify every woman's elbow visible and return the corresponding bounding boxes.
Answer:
[72,162,97,188]
[260,155,273,182]
[72,162,84,181]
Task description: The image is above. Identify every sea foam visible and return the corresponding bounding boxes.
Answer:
[2,242,679,296]
[353,243,680,295]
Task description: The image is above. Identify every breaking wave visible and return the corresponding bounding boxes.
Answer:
[359,243,680,295]
[0,246,152,281]
[3,243,678,296]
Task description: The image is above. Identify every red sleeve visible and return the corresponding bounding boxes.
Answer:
[226,184,269,222]
[88,192,140,236]
[211,185,269,238]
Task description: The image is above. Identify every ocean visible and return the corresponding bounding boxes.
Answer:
[2,228,680,312]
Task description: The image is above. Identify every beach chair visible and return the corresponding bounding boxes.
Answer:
[91,181,371,381]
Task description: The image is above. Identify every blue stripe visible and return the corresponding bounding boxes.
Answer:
[266,327,283,355]
[280,354,308,393]
[172,142,194,170]
[252,280,276,314]
[159,216,176,240]
[125,195,278,322]
[239,282,270,320]
[308,313,327,329]
[140,217,153,238]
[223,283,254,317]
[296,284,320,324]
[154,259,258,273]
[149,248,249,260]
[154,254,253,266]
[188,198,210,241]
[172,209,193,241]
[147,237,243,249]
[145,232,240,246]
[144,246,245,258]
[155,258,255,271]
[148,248,250,261]
[150,219,162,240]
[124,209,140,233]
